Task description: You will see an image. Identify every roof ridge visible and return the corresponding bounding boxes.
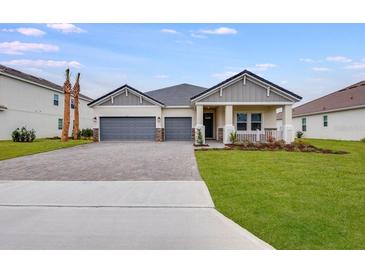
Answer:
[0,64,93,101]
[147,83,206,93]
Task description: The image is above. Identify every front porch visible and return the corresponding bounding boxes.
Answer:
[194,104,294,144]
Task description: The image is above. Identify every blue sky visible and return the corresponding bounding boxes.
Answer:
[1,23,365,104]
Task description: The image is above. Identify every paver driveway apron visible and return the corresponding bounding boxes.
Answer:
[0,141,201,181]
[0,142,273,249]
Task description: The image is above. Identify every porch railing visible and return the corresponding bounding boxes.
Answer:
[236,128,283,143]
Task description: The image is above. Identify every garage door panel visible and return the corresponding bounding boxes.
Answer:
[100,117,155,141]
[165,117,192,141]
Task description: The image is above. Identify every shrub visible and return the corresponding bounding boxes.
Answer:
[229,131,238,144]
[78,128,93,139]
[11,127,36,142]
[296,131,304,138]
[196,128,203,146]
[361,137,365,143]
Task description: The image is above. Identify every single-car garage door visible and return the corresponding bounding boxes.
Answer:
[165,117,192,141]
[100,117,155,141]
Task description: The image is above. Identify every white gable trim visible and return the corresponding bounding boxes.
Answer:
[192,72,298,103]
[89,87,164,107]
[196,102,293,106]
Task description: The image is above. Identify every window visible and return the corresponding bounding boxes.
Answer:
[251,113,262,131]
[58,118,63,130]
[323,115,328,127]
[53,94,59,106]
[71,98,75,109]
[236,113,247,131]
[302,118,307,132]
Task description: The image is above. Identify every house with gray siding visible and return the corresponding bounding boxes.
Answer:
[89,70,302,144]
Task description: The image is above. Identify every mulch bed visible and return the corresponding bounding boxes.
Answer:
[197,140,349,154]
[193,144,210,147]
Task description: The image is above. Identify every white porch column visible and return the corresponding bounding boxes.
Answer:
[224,105,235,144]
[282,104,294,143]
[195,105,205,144]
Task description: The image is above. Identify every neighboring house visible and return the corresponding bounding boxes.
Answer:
[277,81,365,141]
[0,65,94,140]
[89,70,302,144]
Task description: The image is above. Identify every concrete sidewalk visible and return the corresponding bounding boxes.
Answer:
[0,180,273,250]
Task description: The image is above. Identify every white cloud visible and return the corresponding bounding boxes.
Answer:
[2,59,81,68]
[249,63,277,72]
[0,41,59,55]
[199,27,238,35]
[281,80,288,85]
[160,28,177,34]
[312,67,331,72]
[326,56,352,63]
[211,71,238,80]
[299,58,317,63]
[344,62,365,70]
[191,33,207,39]
[46,23,85,33]
[154,74,169,79]
[1,27,45,37]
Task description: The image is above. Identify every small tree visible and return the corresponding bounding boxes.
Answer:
[72,73,81,140]
[61,69,72,141]
[196,128,203,146]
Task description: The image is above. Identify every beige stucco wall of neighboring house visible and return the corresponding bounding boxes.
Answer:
[161,107,195,128]
[289,107,365,141]
[92,106,162,128]
[0,75,93,140]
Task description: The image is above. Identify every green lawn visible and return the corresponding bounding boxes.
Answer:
[0,138,92,161]
[195,139,365,249]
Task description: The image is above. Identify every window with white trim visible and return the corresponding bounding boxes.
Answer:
[53,94,59,106]
[302,118,307,131]
[236,113,247,131]
[251,113,262,131]
[323,115,328,127]
[58,118,63,130]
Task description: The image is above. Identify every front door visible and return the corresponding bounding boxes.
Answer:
[203,113,214,139]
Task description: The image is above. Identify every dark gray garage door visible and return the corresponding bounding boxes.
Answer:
[165,117,192,141]
[100,117,155,141]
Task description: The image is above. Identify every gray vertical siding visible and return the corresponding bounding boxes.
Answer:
[100,90,153,106]
[200,79,291,103]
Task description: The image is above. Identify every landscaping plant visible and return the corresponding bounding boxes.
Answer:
[296,131,304,138]
[78,128,93,139]
[196,128,203,145]
[72,73,81,140]
[61,68,72,141]
[229,131,238,144]
[11,127,36,142]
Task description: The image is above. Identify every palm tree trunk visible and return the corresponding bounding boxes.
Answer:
[72,73,80,140]
[61,69,71,141]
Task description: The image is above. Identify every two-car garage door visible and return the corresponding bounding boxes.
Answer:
[100,117,155,141]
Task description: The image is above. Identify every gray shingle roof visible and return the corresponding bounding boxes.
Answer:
[146,83,206,106]
[0,64,93,101]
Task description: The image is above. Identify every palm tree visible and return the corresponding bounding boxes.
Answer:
[72,73,80,140]
[61,68,71,141]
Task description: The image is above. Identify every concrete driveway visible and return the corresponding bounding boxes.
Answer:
[0,141,201,181]
[0,180,273,249]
